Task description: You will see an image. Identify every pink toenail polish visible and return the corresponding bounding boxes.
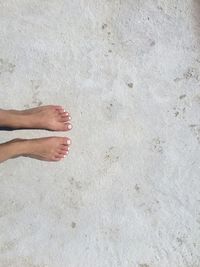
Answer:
[67,140,71,145]
[68,124,72,130]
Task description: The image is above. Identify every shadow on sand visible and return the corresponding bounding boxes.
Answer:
[0,127,14,131]
[0,127,50,131]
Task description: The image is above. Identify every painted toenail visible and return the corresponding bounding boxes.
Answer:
[67,139,71,145]
[68,124,72,129]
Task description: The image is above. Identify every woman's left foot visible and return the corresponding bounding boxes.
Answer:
[0,137,71,163]
[0,105,72,131]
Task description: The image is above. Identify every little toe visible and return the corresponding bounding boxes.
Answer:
[55,152,63,158]
[53,157,62,161]
[52,154,62,161]
[63,151,69,157]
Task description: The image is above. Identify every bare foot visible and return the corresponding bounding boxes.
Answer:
[0,105,72,131]
[0,137,71,163]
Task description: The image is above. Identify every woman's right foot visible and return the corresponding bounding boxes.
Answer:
[0,137,71,163]
[0,105,72,131]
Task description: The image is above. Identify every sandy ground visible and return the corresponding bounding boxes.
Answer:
[0,1,200,266]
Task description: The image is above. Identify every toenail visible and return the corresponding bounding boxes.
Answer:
[67,139,71,145]
[68,124,72,130]
[68,116,71,120]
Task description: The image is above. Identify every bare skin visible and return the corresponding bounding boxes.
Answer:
[0,105,72,131]
[0,105,72,163]
[0,137,71,163]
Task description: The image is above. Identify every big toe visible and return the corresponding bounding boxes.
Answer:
[58,122,72,131]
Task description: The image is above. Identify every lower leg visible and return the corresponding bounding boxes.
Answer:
[0,139,27,163]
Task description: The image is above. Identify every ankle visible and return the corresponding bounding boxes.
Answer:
[0,139,26,163]
[0,110,30,129]
[12,139,32,156]
[7,139,29,157]
[0,109,11,127]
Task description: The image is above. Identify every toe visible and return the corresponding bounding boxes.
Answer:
[60,146,69,153]
[57,123,72,131]
[64,151,69,157]
[58,123,72,131]
[59,116,71,122]
[55,152,63,158]
[66,115,71,121]
[60,111,69,117]
[61,137,72,147]
[55,105,64,111]
[62,138,71,145]
[65,123,72,130]
[58,150,68,158]
[60,150,68,156]
[60,143,69,149]
[52,155,62,161]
